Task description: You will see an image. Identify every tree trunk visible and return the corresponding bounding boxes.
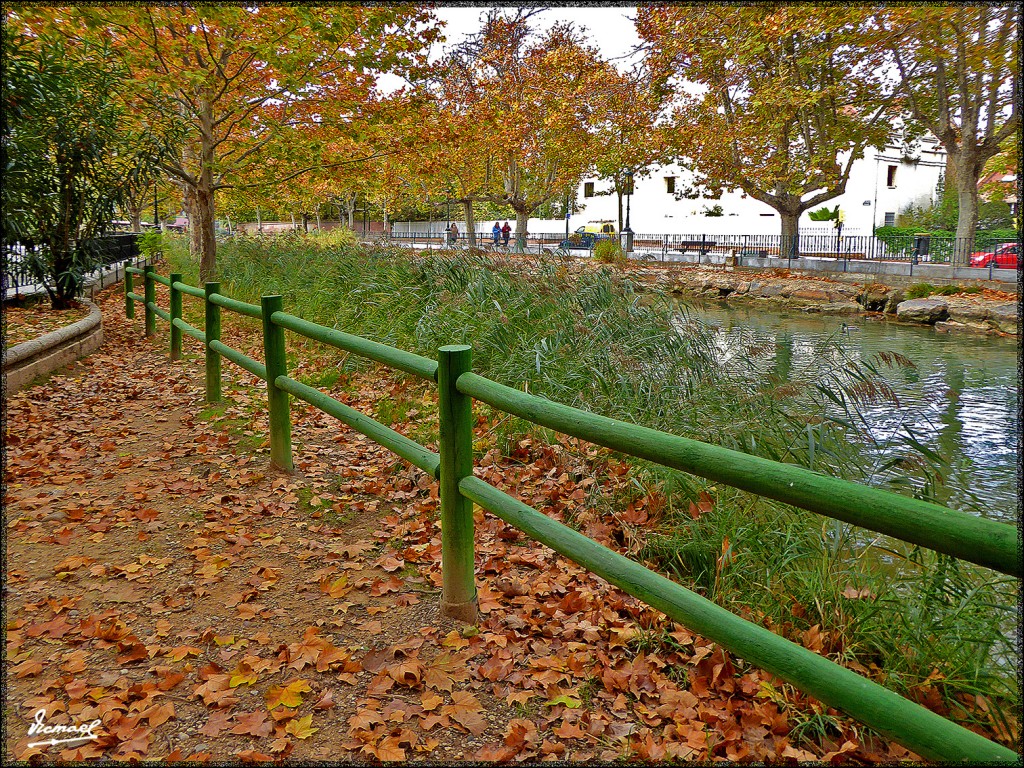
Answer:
[346,196,355,229]
[184,184,202,261]
[302,213,309,233]
[462,200,477,246]
[513,206,529,253]
[128,207,143,233]
[196,184,217,283]
[616,186,624,233]
[50,247,77,309]
[780,211,800,259]
[195,98,219,283]
[256,205,263,233]
[951,154,982,264]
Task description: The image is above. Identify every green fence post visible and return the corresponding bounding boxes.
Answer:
[143,265,155,337]
[205,282,221,403]
[124,268,134,319]
[261,295,293,471]
[169,272,182,360]
[437,344,478,623]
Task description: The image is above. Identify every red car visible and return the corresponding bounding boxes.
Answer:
[969,242,1018,269]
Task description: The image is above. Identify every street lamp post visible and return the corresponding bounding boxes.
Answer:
[565,192,570,240]
[624,170,634,253]
[835,209,844,258]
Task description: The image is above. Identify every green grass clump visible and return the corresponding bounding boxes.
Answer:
[906,282,983,299]
[593,238,628,267]
[905,283,937,299]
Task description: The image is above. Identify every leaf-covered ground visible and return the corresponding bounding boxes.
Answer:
[4,300,91,346]
[4,283,925,763]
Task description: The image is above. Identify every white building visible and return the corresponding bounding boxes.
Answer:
[572,137,947,236]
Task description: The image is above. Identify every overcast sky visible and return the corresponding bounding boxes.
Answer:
[430,5,642,66]
[377,6,641,91]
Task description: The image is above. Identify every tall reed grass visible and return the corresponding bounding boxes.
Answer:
[167,232,1018,740]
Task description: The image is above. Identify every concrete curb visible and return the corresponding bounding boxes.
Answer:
[2,300,104,393]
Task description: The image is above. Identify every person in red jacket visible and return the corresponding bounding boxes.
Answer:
[501,221,511,247]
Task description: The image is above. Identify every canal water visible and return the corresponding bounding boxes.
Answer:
[674,299,1020,523]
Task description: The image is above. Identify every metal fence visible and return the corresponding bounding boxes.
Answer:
[378,229,1016,267]
[2,233,141,296]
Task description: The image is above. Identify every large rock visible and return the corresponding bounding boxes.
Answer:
[946,300,991,324]
[896,298,949,324]
[859,285,893,311]
[790,288,829,301]
[987,303,1018,334]
[819,301,863,315]
[884,289,904,314]
[758,284,788,298]
[935,320,995,335]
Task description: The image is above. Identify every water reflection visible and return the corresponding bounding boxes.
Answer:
[673,299,1020,521]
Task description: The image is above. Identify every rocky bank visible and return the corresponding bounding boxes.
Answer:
[632,264,1019,337]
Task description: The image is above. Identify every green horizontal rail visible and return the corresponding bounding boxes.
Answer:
[172,280,206,299]
[276,375,440,477]
[126,291,145,303]
[148,303,170,322]
[151,273,171,287]
[208,339,267,381]
[272,311,438,381]
[457,373,1019,578]
[208,292,263,319]
[458,475,1017,763]
[172,316,206,344]
[126,266,145,275]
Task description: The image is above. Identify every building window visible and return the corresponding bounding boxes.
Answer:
[887,165,897,187]
[884,211,896,227]
[584,182,594,198]
[665,176,676,194]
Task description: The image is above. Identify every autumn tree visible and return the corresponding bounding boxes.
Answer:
[33,6,439,280]
[442,10,617,250]
[590,67,666,233]
[637,6,897,255]
[412,86,491,246]
[875,5,1019,252]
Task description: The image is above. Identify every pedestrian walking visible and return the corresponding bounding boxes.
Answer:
[501,221,511,247]
[492,221,501,246]
[448,223,459,246]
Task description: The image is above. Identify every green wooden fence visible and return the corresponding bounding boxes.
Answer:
[124,266,1019,762]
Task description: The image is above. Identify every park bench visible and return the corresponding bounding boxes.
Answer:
[671,239,717,255]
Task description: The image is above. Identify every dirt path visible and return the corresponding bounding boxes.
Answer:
[4,283,922,763]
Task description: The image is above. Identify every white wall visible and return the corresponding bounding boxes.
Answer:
[572,139,947,236]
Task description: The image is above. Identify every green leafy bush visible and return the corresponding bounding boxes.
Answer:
[593,238,627,266]
[138,230,164,260]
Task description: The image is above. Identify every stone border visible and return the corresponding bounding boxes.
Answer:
[2,300,104,393]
